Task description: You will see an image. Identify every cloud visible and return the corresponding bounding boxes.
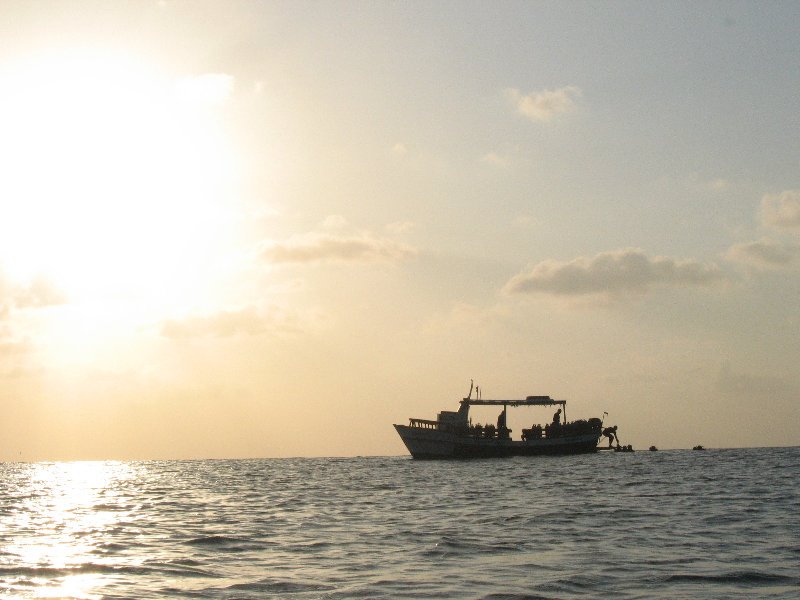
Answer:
[727,239,800,269]
[1,272,67,317]
[0,335,32,357]
[160,305,305,339]
[13,275,68,308]
[261,232,417,265]
[506,86,581,122]
[503,248,727,297]
[760,190,800,231]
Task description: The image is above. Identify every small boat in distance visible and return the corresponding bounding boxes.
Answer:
[394,381,607,459]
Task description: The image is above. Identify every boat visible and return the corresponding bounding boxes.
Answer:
[394,382,606,459]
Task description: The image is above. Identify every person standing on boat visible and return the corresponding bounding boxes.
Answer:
[603,425,619,448]
[552,408,561,425]
[496,409,510,439]
[497,410,506,431]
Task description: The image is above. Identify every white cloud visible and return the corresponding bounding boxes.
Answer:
[0,334,32,357]
[503,248,727,297]
[260,232,417,265]
[0,273,67,316]
[14,276,67,308]
[727,239,800,269]
[760,190,800,231]
[506,86,581,122]
[160,304,305,339]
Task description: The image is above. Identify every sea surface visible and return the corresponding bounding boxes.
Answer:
[1,447,798,599]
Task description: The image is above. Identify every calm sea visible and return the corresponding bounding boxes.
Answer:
[1,447,798,599]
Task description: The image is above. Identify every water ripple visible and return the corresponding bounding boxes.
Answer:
[1,448,798,598]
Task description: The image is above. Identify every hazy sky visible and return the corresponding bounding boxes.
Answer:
[1,1,798,460]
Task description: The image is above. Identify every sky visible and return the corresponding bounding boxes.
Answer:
[1,1,798,460]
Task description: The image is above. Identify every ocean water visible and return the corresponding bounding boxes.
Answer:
[1,447,798,599]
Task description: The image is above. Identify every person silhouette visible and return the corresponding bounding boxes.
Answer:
[602,425,619,448]
[552,408,561,425]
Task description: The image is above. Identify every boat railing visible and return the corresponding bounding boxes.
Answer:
[408,417,602,439]
[408,419,474,435]
[409,418,439,429]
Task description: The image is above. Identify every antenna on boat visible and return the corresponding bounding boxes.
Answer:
[467,379,474,399]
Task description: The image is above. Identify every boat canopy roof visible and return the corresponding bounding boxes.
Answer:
[461,396,566,407]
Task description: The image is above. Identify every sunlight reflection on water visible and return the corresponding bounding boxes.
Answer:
[1,451,798,598]
[4,461,135,599]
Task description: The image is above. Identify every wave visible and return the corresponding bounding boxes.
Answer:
[225,578,333,593]
[2,448,799,599]
[185,534,245,545]
[421,535,525,557]
[183,534,269,552]
[479,595,553,600]
[664,571,797,585]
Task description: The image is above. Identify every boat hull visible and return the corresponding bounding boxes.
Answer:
[394,424,601,459]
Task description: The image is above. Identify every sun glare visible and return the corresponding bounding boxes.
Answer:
[6,461,136,599]
[0,49,237,311]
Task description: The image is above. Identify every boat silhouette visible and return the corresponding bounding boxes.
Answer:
[394,382,607,459]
